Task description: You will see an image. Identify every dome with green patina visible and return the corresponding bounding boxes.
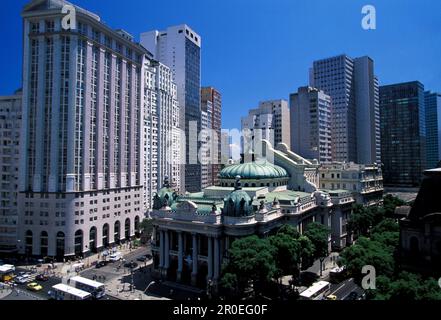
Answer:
[219,161,289,180]
[153,176,178,210]
[222,176,254,217]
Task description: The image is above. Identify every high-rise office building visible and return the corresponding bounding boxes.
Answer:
[18,0,151,258]
[380,81,426,187]
[141,25,202,193]
[200,102,211,188]
[148,61,181,193]
[0,90,22,254]
[424,91,441,169]
[290,86,332,163]
[241,99,290,154]
[201,87,222,186]
[310,55,381,164]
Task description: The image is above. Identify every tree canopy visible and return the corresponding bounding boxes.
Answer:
[304,222,330,259]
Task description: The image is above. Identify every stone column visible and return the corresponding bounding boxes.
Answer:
[164,230,170,278]
[214,237,220,281]
[177,231,183,282]
[191,233,198,286]
[159,230,164,268]
[208,236,213,280]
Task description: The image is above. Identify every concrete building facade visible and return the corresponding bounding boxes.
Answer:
[241,100,290,155]
[319,162,384,206]
[310,55,381,164]
[290,86,332,164]
[141,25,202,193]
[0,91,22,254]
[201,87,222,187]
[17,0,149,259]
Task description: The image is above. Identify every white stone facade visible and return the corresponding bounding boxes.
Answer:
[319,162,384,206]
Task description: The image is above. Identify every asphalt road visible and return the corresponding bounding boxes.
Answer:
[80,247,149,283]
[11,267,62,300]
[329,278,364,300]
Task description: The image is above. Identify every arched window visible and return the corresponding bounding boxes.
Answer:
[102,224,109,248]
[40,231,48,257]
[125,218,131,240]
[135,216,141,237]
[25,230,33,255]
[56,232,65,258]
[114,221,121,244]
[89,227,97,253]
[74,230,83,256]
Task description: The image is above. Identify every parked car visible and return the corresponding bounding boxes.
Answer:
[36,274,49,282]
[15,276,30,284]
[124,261,138,269]
[27,282,43,292]
[95,261,108,269]
[108,252,123,262]
[136,254,153,262]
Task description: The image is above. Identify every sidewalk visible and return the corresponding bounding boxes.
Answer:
[104,266,170,301]
[0,283,12,300]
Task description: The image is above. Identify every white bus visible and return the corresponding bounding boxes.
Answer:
[69,276,106,299]
[49,283,92,301]
[299,281,331,300]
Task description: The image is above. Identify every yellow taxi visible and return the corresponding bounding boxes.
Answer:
[326,294,338,300]
[27,282,43,292]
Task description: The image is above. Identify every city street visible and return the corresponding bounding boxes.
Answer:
[329,278,364,300]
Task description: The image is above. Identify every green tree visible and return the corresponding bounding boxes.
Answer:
[371,272,441,300]
[383,194,406,217]
[304,222,330,276]
[304,222,330,259]
[139,219,154,243]
[348,204,373,237]
[268,233,301,281]
[339,237,395,282]
[297,235,315,270]
[277,224,300,239]
[219,272,239,299]
[222,236,277,297]
[370,218,399,250]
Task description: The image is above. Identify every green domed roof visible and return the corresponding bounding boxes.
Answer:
[219,161,289,180]
[153,176,178,210]
[223,178,254,217]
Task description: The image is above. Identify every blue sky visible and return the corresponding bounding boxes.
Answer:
[1,0,440,130]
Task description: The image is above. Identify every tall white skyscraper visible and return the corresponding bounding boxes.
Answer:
[146,61,181,193]
[0,90,22,253]
[290,87,332,163]
[310,55,380,164]
[18,0,153,258]
[141,25,202,193]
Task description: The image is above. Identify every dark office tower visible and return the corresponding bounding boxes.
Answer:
[380,82,426,186]
[141,25,202,193]
[201,87,222,187]
[424,91,441,169]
